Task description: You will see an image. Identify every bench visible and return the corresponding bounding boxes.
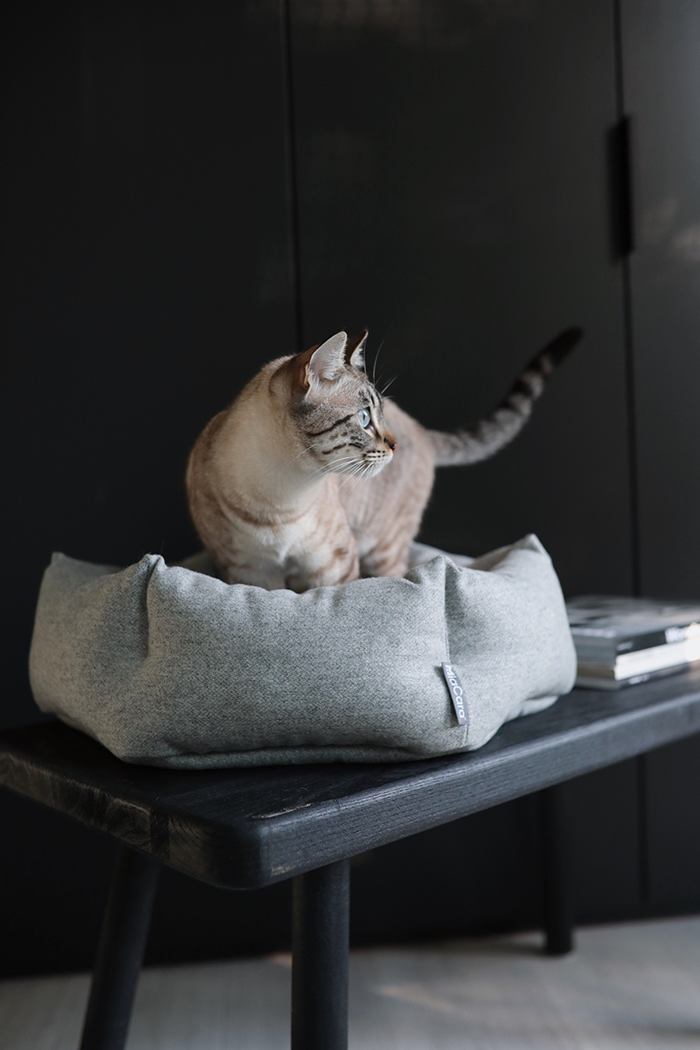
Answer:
[2,667,700,1050]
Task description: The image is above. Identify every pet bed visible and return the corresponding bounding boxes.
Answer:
[29,534,576,767]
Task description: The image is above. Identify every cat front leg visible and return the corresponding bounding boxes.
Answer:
[359,543,409,579]
[285,533,360,592]
[222,559,287,590]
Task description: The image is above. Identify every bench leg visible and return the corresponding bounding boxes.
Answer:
[291,859,350,1050]
[541,782,575,955]
[79,845,160,1050]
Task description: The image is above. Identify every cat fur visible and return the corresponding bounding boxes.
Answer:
[186,327,580,591]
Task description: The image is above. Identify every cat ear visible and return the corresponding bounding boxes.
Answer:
[304,331,348,387]
[345,329,368,371]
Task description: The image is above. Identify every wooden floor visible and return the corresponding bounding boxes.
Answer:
[2,917,700,1049]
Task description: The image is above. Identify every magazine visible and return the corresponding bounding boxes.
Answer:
[567,595,700,689]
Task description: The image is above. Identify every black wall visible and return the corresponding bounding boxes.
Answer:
[3,0,699,976]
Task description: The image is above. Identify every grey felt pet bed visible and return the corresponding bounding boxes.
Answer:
[29,534,576,768]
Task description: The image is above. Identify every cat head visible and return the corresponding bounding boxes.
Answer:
[289,330,397,479]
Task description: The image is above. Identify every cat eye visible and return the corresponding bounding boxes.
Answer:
[358,408,371,428]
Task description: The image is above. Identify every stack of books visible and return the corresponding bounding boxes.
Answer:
[566,595,700,689]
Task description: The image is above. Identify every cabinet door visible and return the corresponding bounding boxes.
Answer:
[622,0,700,910]
[290,0,632,596]
[4,0,296,683]
[290,0,640,931]
[623,0,700,602]
[2,0,295,975]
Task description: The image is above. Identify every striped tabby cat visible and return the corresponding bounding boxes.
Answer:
[186,327,580,591]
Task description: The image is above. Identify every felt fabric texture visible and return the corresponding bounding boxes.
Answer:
[29,535,576,768]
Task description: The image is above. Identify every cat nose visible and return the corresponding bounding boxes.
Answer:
[385,434,398,452]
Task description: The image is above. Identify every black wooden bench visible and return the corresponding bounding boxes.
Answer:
[2,667,700,1050]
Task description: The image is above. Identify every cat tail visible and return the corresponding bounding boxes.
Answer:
[428,327,582,467]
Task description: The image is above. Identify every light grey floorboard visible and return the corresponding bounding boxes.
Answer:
[2,917,700,1049]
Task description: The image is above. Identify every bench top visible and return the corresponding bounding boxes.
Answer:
[2,669,700,890]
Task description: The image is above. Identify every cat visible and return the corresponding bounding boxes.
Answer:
[186,327,580,591]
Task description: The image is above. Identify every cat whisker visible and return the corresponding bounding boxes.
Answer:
[305,455,359,483]
[304,465,338,483]
[345,460,370,486]
[304,463,338,483]
[380,375,397,396]
[328,456,362,473]
[337,461,367,489]
[348,462,373,493]
[339,474,364,492]
[371,337,386,386]
[294,440,325,461]
[337,461,365,479]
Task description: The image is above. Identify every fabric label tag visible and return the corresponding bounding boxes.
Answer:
[441,662,468,726]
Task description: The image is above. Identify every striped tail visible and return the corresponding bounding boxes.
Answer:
[428,327,582,467]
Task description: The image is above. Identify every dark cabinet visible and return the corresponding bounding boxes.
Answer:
[2,0,699,975]
[290,0,633,596]
[622,0,700,598]
[2,0,297,977]
[621,0,700,910]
